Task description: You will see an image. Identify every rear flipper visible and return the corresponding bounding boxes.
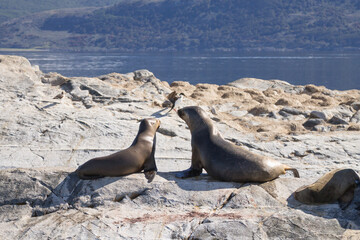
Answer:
[144,170,157,183]
[338,186,356,210]
[175,167,202,179]
[285,167,300,178]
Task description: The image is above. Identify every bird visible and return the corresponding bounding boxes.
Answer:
[53,91,64,100]
[166,91,184,113]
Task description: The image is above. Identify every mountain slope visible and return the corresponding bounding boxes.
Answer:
[0,0,126,23]
[1,0,360,51]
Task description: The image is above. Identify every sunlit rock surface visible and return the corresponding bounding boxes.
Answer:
[1,55,360,239]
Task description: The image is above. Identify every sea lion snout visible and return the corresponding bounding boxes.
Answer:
[145,118,161,129]
[155,118,161,129]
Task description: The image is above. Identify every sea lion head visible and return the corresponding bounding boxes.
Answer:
[139,118,161,133]
[294,185,316,204]
[178,106,209,131]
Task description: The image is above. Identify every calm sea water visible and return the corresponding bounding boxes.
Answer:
[1,51,359,90]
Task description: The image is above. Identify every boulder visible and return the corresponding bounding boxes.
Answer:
[228,78,304,93]
[303,118,326,129]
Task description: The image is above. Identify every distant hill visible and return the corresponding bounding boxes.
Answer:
[1,0,360,51]
[0,0,126,23]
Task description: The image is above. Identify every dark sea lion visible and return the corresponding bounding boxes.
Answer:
[76,118,160,182]
[294,168,360,209]
[176,106,299,182]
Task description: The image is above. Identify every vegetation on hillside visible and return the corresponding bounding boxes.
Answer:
[0,0,125,23]
[1,0,360,51]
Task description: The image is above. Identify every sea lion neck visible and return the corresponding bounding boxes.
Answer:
[187,117,212,134]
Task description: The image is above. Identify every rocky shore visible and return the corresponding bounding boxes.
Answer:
[0,55,359,239]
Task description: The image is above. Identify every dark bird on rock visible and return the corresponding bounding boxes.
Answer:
[53,91,64,99]
[166,91,184,113]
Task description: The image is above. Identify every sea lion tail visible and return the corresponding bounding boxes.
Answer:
[285,167,300,178]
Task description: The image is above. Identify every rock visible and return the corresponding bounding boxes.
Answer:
[170,81,191,87]
[351,111,360,123]
[41,72,69,86]
[352,102,360,111]
[310,110,328,120]
[348,125,360,131]
[228,78,304,93]
[313,125,331,132]
[268,111,281,119]
[248,106,272,116]
[133,69,154,81]
[281,107,305,115]
[0,55,42,94]
[328,116,349,125]
[275,98,290,106]
[303,118,326,129]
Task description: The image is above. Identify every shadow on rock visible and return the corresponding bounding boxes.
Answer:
[33,171,148,217]
[157,171,243,191]
[151,108,169,118]
[286,188,360,230]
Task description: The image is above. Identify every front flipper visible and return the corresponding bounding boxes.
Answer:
[176,146,203,179]
[144,170,157,183]
[175,168,202,179]
[338,186,356,210]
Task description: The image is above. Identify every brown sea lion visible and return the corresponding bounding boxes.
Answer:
[76,118,160,182]
[294,168,360,209]
[176,106,299,182]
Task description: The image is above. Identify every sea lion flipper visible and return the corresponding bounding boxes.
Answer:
[175,168,202,179]
[338,186,355,210]
[144,170,157,183]
[285,167,300,178]
[175,146,203,178]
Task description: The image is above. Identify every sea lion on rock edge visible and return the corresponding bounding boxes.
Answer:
[76,118,160,182]
[294,168,360,209]
[176,106,299,182]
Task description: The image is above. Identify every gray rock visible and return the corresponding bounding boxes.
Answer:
[310,110,328,120]
[352,102,360,111]
[329,116,349,125]
[228,78,304,93]
[280,107,306,116]
[41,72,68,86]
[351,111,360,123]
[303,118,326,129]
[133,69,154,81]
[268,111,281,119]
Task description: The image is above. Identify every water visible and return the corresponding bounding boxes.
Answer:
[1,51,359,90]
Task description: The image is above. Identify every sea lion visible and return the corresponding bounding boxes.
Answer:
[294,168,360,209]
[76,118,160,182]
[176,106,299,182]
